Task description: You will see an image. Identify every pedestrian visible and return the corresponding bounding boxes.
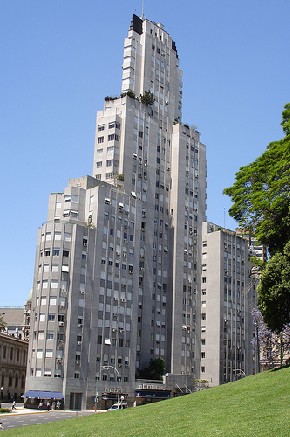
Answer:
[47,401,51,411]
[38,401,43,410]
[56,400,61,410]
[11,400,16,410]
[0,421,4,430]
[52,401,55,410]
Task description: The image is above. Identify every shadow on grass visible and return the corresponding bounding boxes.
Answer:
[269,364,290,372]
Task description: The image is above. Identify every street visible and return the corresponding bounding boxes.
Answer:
[0,409,95,431]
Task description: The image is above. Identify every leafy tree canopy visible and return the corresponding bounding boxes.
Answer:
[258,241,290,333]
[138,358,166,380]
[140,91,155,106]
[224,104,290,255]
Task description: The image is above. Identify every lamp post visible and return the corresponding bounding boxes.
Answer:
[100,365,120,405]
[233,368,246,379]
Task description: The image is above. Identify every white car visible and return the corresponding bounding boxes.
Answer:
[107,402,128,411]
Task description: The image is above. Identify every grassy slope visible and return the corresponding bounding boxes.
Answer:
[4,367,290,437]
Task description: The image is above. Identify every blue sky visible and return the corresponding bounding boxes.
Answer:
[1,0,290,306]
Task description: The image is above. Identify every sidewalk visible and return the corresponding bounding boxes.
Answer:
[0,407,106,417]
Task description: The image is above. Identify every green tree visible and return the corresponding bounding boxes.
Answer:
[224,104,290,332]
[223,103,290,256]
[140,91,154,106]
[138,358,166,380]
[258,242,290,333]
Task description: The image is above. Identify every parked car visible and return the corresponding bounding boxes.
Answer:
[107,402,128,411]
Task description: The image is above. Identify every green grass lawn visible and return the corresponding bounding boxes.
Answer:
[4,367,290,436]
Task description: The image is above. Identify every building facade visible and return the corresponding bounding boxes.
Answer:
[200,222,255,386]
[0,332,28,402]
[25,14,254,409]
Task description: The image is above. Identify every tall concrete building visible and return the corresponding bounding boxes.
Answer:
[24,15,207,408]
[24,14,231,409]
[200,222,255,386]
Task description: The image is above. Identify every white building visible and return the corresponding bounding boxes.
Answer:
[200,222,255,386]
[24,14,254,409]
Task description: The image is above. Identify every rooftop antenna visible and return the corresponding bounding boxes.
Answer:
[141,0,145,19]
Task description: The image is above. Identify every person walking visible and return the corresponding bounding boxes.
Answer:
[0,421,4,430]
[56,400,61,410]
[11,400,16,410]
[47,401,51,411]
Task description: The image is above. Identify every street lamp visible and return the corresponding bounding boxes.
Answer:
[233,368,246,378]
[100,365,120,405]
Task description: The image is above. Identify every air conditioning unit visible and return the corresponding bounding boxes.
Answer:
[77,341,82,345]
[80,290,85,295]
[83,242,87,247]
[78,324,83,328]
[121,298,126,303]
[75,360,80,365]
[59,322,64,327]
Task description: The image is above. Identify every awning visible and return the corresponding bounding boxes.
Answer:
[24,390,64,399]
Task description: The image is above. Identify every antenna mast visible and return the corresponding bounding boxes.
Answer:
[141,0,145,19]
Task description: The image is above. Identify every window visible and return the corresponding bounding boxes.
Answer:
[106,160,113,167]
[98,136,104,143]
[53,248,60,256]
[63,250,70,257]
[54,232,61,240]
[97,148,103,154]
[201,352,206,358]
[49,297,57,305]
[45,249,51,256]
[98,125,105,131]
[47,332,54,340]
[48,314,55,321]
[51,280,58,288]
[96,161,102,168]
[45,349,53,358]
[201,366,205,373]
